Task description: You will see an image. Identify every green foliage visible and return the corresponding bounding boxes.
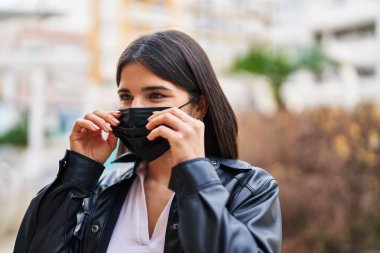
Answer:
[232,45,336,110]
[294,46,337,74]
[232,46,295,109]
[0,115,28,146]
[232,46,295,83]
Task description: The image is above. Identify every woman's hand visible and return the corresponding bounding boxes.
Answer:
[145,107,205,165]
[69,110,121,164]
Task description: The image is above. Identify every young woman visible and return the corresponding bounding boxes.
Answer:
[14,30,281,253]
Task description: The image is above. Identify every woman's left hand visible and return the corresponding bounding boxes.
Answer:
[146,107,205,165]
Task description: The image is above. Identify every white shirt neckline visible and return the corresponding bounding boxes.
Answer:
[107,161,175,253]
[135,161,175,244]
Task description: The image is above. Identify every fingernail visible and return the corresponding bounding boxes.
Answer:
[93,124,100,130]
[112,118,120,124]
[105,123,112,131]
[152,111,159,114]
[114,110,121,114]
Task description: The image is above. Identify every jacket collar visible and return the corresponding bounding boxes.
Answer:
[111,151,139,164]
[208,156,252,171]
[111,152,252,171]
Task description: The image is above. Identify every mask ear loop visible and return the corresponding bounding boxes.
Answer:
[178,100,192,109]
[178,100,204,121]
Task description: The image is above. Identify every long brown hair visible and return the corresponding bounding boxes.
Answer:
[116,30,238,159]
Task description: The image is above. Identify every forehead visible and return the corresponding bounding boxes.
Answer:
[119,62,178,91]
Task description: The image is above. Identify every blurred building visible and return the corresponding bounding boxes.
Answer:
[1,0,380,172]
[94,0,272,81]
[266,0,380,110]
[183,0,271,71]
[312,0,380,100]
[0,1,94,180]
[92,0,275,112]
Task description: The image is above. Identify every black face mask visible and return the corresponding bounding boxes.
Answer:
[112,101,192,162]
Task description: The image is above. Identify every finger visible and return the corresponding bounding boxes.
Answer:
[93,110,120,126]
[109,110,122,118]
[147,125,178,141]
[146,112,188,131]
[148,107,195,124]
[106,131,118,148]
[74,119,101,133]
[84,113,113,132]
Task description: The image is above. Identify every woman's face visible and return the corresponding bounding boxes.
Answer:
[117,62,192,111]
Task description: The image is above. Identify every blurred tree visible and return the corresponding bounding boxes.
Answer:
[0,114,28,146]
[294,45,337,81]
[232,45,336,111]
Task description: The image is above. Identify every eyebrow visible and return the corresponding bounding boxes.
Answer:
[117,85,173,93]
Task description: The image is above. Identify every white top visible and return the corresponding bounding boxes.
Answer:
[107,161,175,253]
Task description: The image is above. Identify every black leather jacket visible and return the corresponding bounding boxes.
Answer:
[14,150,282,253]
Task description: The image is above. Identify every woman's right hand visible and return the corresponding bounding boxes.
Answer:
[69,110,121,164]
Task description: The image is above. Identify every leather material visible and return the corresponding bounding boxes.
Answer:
[14,150,282,253]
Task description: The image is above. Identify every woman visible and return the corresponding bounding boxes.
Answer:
[14,30,281,253]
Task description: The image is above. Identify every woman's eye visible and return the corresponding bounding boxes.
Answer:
[120,94,132,101]
[149,92,165,99]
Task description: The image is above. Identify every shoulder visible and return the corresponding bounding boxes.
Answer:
[209,156,279,195]
[210,157,280,219]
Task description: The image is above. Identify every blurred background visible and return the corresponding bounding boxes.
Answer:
[0,0,380,252]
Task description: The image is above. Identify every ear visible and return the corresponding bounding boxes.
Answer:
[195,95,208,120]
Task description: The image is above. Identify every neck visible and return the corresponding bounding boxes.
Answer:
[146,151,173,186]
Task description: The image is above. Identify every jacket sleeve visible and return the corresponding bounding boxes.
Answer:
[168,158,282,253]
[13,149,105,253]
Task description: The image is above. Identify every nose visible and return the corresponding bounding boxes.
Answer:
[130,98,145,108]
